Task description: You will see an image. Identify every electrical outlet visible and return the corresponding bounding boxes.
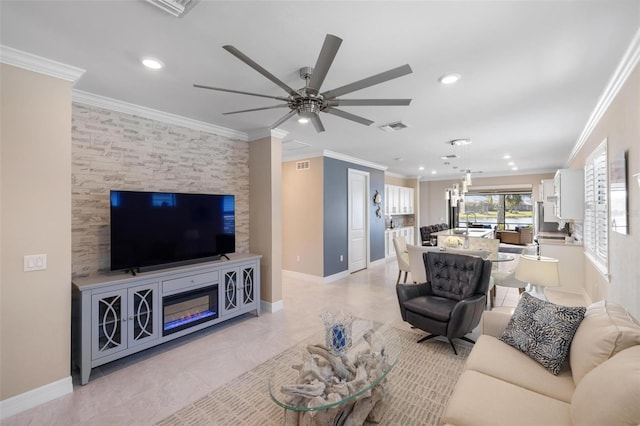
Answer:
[24,254,47,271]
[340,255,344,262]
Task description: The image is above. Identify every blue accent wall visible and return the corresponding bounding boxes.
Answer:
[323,157,385,277]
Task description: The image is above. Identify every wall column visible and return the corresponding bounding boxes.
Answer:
[249,130,284,312]
[1,61,79,415]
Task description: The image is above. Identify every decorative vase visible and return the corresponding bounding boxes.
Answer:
[320,311,353,356]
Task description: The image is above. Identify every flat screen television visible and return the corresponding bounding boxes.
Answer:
[110,190,235,272]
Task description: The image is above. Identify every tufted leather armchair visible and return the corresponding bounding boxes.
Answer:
[396,252,492,354]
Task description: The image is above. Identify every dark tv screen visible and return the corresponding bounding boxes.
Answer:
[110,190,235,271]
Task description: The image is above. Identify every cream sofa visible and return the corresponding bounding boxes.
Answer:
[442,301,640,425]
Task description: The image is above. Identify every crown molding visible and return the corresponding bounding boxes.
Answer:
[247,128,288,141]
[323,150,388,171]
[0,45,85,84]
[419,168,558,182]
[569,26,640,164]
[72,90,247,141]
[282,150,324,163]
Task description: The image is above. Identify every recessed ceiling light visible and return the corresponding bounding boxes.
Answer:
[512,167,518,171]
[418,166,425,171]
[508,161,515,166]
[431,170,437,175]
[439,73,461,85]
[440,154,459,160]
[503,154,511,159]
[141,57,164,70]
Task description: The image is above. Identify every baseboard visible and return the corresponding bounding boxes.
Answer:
[260,299,284,313]
[368,258,387,268]
[0,376,73,420]
[323,270,350,283]
[282,269,324,284]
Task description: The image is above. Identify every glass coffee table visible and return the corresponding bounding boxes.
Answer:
[268,319,401,425]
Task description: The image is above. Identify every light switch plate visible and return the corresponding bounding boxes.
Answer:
[24,254,47,271]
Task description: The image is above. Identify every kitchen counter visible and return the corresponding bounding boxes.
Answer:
[536,231,583,246]
[432,228,494,238]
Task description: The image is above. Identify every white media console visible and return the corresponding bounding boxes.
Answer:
[72,253,261,385]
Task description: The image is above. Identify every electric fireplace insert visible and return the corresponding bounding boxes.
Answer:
[162,285,218,336]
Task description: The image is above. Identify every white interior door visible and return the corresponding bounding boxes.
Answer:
[348,169,369,273]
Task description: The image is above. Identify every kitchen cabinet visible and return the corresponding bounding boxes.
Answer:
[385,185,399,214]
[384,185,414,215]
[553,169,584,220]
[385,226,414,258]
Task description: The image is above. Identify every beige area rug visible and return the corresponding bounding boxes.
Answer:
[156,328,471,426]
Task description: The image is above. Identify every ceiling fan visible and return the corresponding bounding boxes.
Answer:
[194,34,413,133]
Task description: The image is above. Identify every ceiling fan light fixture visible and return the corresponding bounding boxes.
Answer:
[439,73,461,85]
[297,110,314,124]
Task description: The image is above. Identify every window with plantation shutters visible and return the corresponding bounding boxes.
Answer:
[584,140,608,276]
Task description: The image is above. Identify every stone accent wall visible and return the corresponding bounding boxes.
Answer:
[71,103,250,277]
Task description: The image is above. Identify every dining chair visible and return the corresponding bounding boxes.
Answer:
[392,236,411,284]
[406,244,440,283]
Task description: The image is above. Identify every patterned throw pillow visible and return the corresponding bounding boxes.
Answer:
[499,293,586,375]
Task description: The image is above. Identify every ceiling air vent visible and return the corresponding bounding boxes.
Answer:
[145,0,198,17]
[296,160,311,171]
[379,121,410,132]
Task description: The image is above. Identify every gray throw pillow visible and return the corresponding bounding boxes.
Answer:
[499,293,586,375]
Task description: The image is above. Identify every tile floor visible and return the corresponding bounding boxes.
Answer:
[3,257,519,425]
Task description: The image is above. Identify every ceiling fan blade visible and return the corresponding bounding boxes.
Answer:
[223,45,298,97]
[270,110,297,129]
[193,84,289,101]
[324,107,374,126]
[307,34,342,95]
[310,113,325,133]
[321,64,413,99]
[326,98,412,107]
[223,104,289,115]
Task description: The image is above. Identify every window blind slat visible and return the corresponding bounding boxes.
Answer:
[584,140,608,275]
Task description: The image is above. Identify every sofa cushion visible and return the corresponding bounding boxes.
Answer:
[466,335,575,403]
[499,293,585,374]
[569,299,640,385]
[571,346,640,425]
[442,370,571,426]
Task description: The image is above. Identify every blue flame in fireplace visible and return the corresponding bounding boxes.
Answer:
[164,310,216,332]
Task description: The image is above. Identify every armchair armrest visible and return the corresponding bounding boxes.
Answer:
[396,283,430,301]
[448,294,487,338]
[396,283,431,321]
[480,307,515,337]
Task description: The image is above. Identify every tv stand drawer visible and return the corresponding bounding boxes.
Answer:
[162,270,219,295]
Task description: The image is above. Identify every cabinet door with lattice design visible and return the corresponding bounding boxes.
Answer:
[240,265,255,307]
[127,283,160,348]
[220,267,240,316]
[92,290,127,359]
